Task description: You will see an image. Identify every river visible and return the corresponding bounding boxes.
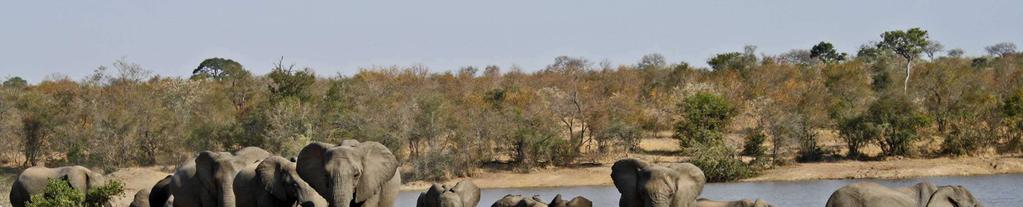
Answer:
[397,173,1023,207]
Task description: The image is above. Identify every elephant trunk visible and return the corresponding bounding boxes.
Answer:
[296,177,327,207]
[219,182,236,207]
[332,173,355,207]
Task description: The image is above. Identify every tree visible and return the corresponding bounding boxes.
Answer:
[708,45,758,77]
[947,49,965,58]
[638,53,667,69]
[674,92,736,148]
[986,42,1018,57]
[190,57,250,80]
[810,41,848,64]
[864,94,930,156]
[3,76,28,88]
[923,41,944,60]
[877,28,930,92]
[267,61,316,103]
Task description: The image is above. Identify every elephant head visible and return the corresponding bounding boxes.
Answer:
[549,194,593,207]
[418,181,481,207]
[147,175,173,207]
[695,198,772,207]
[926,186,981,207]
[297,141,399,207]
[253,156,328,207]
[612,158,706,207]
[196,151,244,207]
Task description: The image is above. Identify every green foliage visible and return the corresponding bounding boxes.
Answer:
[268,65,316,103]
[877,28,930,60]
[191,57,250,80]
[675,92,736,149]
[26,179,123,207]
[708,46,758,76]
[1003,90,1023,152]
[741,131,766,158]
[838,116,876,158]
[3,76,28,88]
[688,144,756,182]
[810,41,848,64]
[864,94,930,156]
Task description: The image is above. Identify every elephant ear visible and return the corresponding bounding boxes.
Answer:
[926,186,978,207]
[354,141,398,203]
[912,182,938,207]
[451,180,480,207]
[195,151,224,194]
[611,158,649,206]
[297,142,335,195]
[257,156,289,200]
[549,194,566,207]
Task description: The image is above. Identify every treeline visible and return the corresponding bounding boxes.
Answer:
[0,28,1021,182]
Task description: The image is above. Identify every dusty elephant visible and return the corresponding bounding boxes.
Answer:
[611,158,706,207]
[548,194,592,207]
[297,140,400,207]
[8,165,110,207]
[491,194,548,207]
[130,175,173,207]
[694,198,771,207]
[233,156,327,207]
[825,182,982,207]
[416,180,480,207]
[169,147,271,207]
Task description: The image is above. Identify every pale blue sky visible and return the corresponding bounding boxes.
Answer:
[2,1,1021,82]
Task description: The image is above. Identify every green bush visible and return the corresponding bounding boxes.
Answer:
[865,95,930,156]
[675,92,736,149]
[688,144,756,182]
[741,132,766,158]
[26,179,123,207]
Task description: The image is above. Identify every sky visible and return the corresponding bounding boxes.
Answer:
[1,0,1021,82]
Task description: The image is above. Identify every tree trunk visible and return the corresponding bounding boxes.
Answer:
[904,59,912,92]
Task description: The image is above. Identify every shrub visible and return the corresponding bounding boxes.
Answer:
[26,179,123,207]
[865,94,930,156]
[741,132,766,158]
[688,144,756,182]
[675,92,736,149]
[838,116,877,158]
[408,152,453,182]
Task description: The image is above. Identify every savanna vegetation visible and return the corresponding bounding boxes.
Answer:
[1,28,1021,182]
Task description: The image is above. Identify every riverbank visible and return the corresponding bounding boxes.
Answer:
[400,155,1023,191]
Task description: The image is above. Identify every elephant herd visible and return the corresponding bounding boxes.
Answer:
[7,140,985,207]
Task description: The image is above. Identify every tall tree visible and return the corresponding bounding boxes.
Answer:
[810,41,848,64]
[986,42,1018,57]
[190,57,251,80]
[876,28,930,92]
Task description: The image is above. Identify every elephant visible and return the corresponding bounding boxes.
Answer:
[549,194,592,207]
[297,140,401,207]
[825,182,982,207]
[169,147,271,207]
[611,158,706,207]
[9,165,109,207]
[233,156,328,207]
[416,180,480,207]
[694,198,771,207]
[491,195,548,207]
[130,175,173,207]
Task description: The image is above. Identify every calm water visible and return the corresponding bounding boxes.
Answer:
[397,173,1023,207]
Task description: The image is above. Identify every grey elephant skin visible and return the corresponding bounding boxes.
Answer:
[491,195,548,207]
[611,158,706,207]
[8,165,109,207]
[548,194,592,207]
[233,156,328,207]
[825,182,982,207]
[130,174,173,207]
[694,198,771,207]
[169,147,271,207]
[416,180,480,207]
[297,140,401,207]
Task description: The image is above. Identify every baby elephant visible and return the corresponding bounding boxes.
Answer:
[696,198,772,207]
[233,156,328,207]
[129,175,173,207]
[417,180,481,207]
[548,194,592,207]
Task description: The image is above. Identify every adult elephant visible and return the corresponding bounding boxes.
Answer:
[825,182,982,207]
[694,198,771,207]
[611,158,706,207]
[491,195,548,207]
[130,175,173,207]
[169,147,271,207]
[9,165,109,207]
[416,180,481,207]
[233,156,327,207]
[297,140,400,207]
[549,194,593,207]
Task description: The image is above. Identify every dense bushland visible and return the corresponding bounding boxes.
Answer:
[0,28,1021,182]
